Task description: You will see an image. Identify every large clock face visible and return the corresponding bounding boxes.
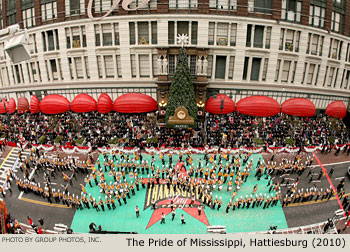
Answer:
[177,110,186,120]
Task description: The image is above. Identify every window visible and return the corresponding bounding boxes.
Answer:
[328,38,342,60]
[84,56,90,79]
[6,0,16,25]
[104,56,114,78]
[42,29,59,52]
[250,58,261,81]
[208,22,215,45]
[254,26,264,48]
[307,33,324,56]
[129,22,136,45]
[102,24,112,46]
[66,26,87,49]
[168,22,175,44]
[66,0,85,16]
[96,56,103,78]
[169,0,198,9]
[281,0,302,23]
[228,56,235,79]
[114,23,120,45]
[0,16,3,30]
[247,25,271,49]
[96,23,119,46]
[129,22,157,45]
[28,34,37,54]
[41,0,57,22]
[75,57,84,79]
[332,0,345,33]
[209,0,237,11]
[285,30,294,51]
[346,43,350,62]
[190,55,196,75]
[265,27,271,49]
[169,55,176,75]
[191,22,198,45]
[130,0,157,9]
[28,61,40,83]
[279,28,300,52]
[95,0,112,13]
[331,11,344,33]
[243,57,249,80]
[262,59,268,81]
[14,65,23,84]
[116,55,122,77]
[281,60,291,82]
[168,21,197,45]
[309,0,326,28]
[217,23,228,46]
[139,55,150,77]
[215,56,226,79]
[275,59,281,82]
[151,22,157,44]
[207,55,213,78]
[0,43,5,61]
[49,59,58,80]
[341,69,350,89]
[307,63,315,85]
[22,1,35,28]
[178,21,189,36]
[254,0,272,14]
[324,66,337,87]
[138,22,149,45]
[131,55,136,77]
[230,24,237,46]
[152,54,158,77]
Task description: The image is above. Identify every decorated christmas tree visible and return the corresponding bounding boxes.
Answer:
[166,47,198,122]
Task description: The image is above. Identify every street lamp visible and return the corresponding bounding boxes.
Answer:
[159,100,167,108]
[197,100,205,108]
[159,100,167,117]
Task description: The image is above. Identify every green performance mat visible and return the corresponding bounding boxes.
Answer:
[70,153,288,234]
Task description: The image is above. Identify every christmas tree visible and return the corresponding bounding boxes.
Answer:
[166,47,198,122]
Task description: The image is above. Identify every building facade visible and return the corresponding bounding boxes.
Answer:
[0,0,349,116]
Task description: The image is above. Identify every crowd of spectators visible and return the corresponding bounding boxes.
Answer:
[206,112,350,148]
[0,111,349,149]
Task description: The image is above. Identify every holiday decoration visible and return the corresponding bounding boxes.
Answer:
[166,47,198,123]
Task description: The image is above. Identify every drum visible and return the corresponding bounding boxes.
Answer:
[116,172,122,177]
[109,171,114,177]
[129,172,134,179]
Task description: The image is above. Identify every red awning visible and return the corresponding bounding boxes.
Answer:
[205,94,235,114]
[7,98,16,114]
[30,95,40,114]
[71,93,97,113]
[97,93,113,114]
[18,97,29,113]
[236,96,280,117]
[40,94,70,114]
[113,93,158,113]
[281,98,316,117]
[326,101,347,118]
[0,101,6,114]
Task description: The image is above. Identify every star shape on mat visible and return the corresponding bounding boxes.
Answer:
[146,198,209,230]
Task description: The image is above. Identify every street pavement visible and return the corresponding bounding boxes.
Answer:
[1,149,349,232]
